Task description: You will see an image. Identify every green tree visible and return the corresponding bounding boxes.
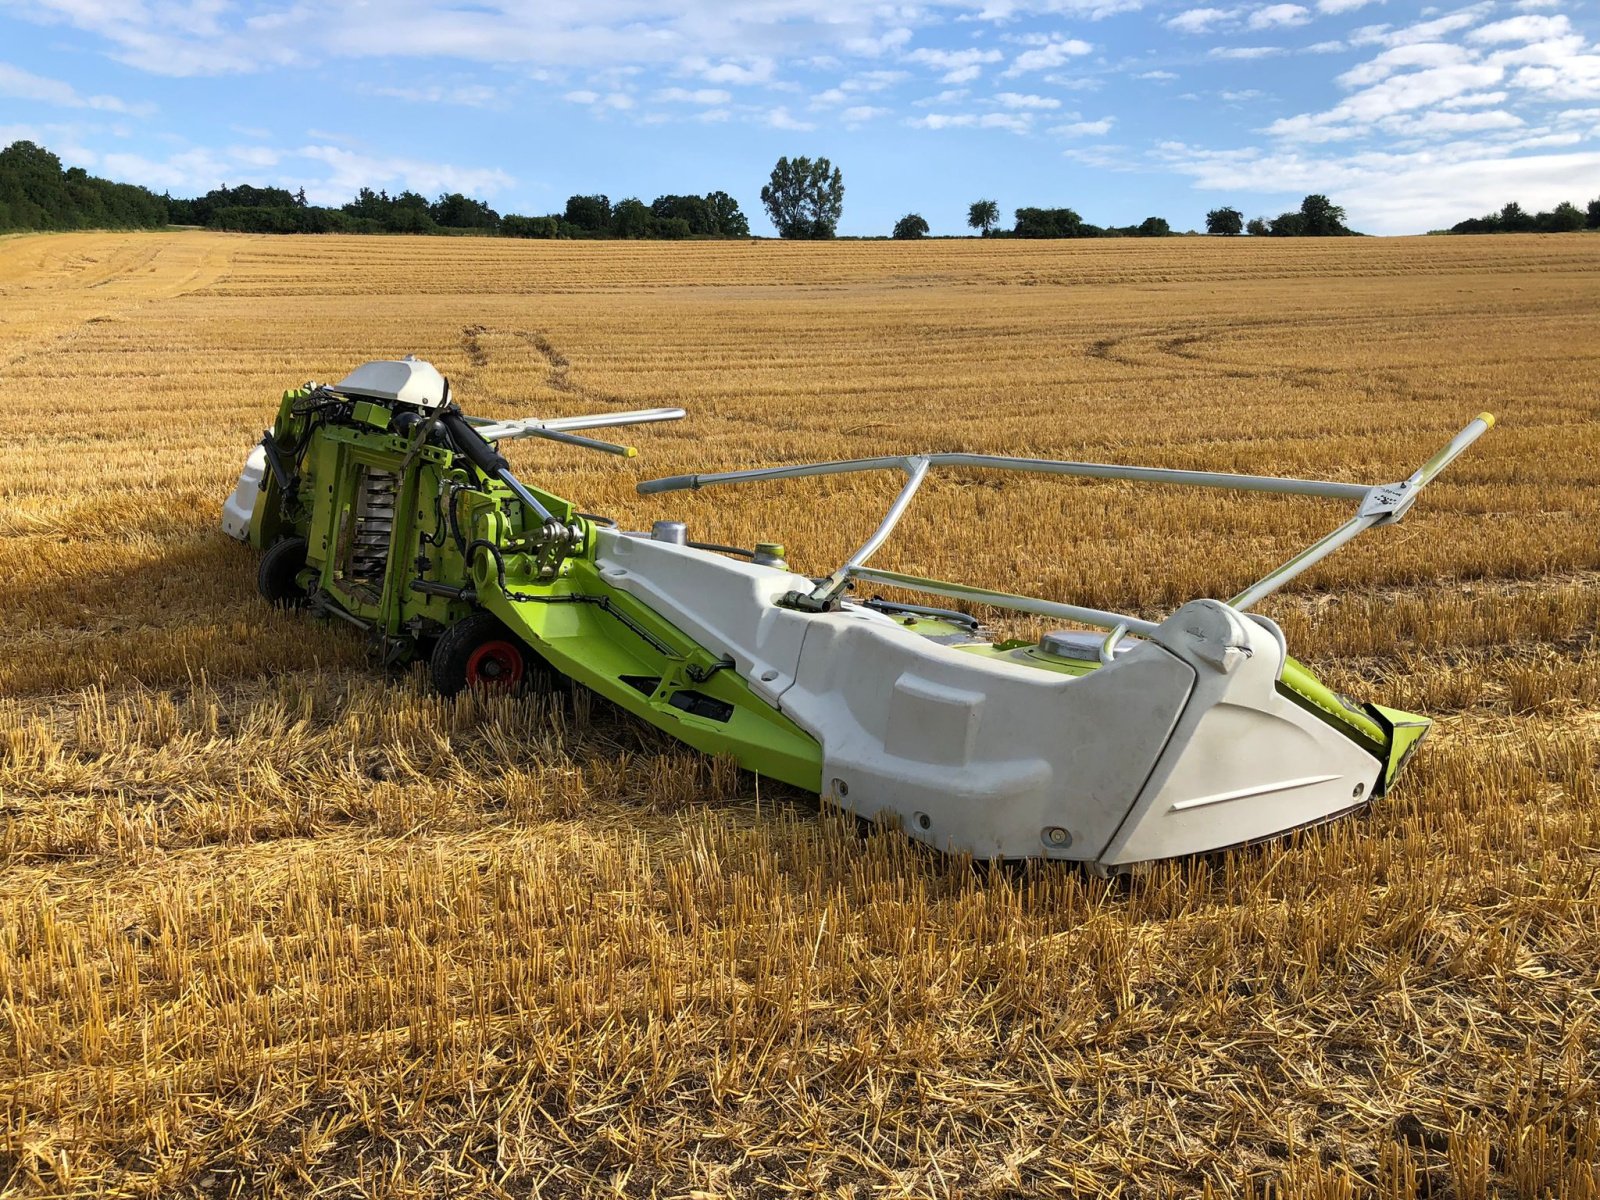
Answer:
[704,190,750,237]
[1298,194,1348,236]
[612,197,654,238]
[1013,206,1095,238]
[564,194,612,233]
[892,213,930,240]
[967,199,999,236]
[1588,197,1600,229]
[1206,206,1244,235]
[760,156,844,239]
[501,214,558,238]
[430,192,499,230]
[1269,211,1306,236]
[1137,216,1170,237]
[1246,216,1269,236]
[1537,201,1586,233]
[1498,201,1534,232]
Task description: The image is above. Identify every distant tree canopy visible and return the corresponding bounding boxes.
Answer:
[0,140,168,232]
[1008,206,1173,239]
[1206,206,1244,236]
[892,213,930,240]
[1241,195,1356,237]
[967,199,999,236]
[1448,198,1597,234]
[761,155,844,239]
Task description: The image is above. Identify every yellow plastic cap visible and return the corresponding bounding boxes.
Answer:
[1477,412,1495,428]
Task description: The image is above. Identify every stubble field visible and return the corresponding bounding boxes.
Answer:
[1,229,1597,1198]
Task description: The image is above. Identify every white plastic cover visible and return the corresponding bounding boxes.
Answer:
[334,356,447,409]
[221,443,267,541]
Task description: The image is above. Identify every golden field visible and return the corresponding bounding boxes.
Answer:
[1,228,1597,1198]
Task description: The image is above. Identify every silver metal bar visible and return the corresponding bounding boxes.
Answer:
[523,427,637,457]
[809,457,930,604]
[1229,414,1495,610]
[477,408,686,442]
[1227,513,1377,612]
[497,472,554,522]
[849,567,1161,636]
[638,452,1373,501]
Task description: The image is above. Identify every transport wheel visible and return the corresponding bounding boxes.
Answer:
[257,536,308,608]
[431,610,546,696]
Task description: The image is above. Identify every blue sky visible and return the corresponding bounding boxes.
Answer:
[2,0,1597,235]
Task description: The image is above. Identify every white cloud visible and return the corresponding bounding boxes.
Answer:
[841,104,889,123]
[1167,7,1233,34]
[993,91,1062,108]
[1050,117,1114,134]
[692,57,776,85]
[765,106,815,130]
[1138,69,1178,80]
[909,111,1034,133]
[905,47,1004,83]
[1315,0,1381,11]
[296,144,515,203]
[1211,46,1282,59]
[1467,14,1571,44]
[0,61,150,114]
[1247,4,1309,30]
[1004,38,1094,75]
[1163,140,1600,234]
[655,87,733,104]
[360,82,501,108]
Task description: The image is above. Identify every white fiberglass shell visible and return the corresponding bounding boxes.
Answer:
[334,358,447,409]
[592,529,1386,868]
[222,443,267,541]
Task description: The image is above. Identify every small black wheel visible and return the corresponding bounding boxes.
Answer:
[257,536,308,608]
[430,610,550,697]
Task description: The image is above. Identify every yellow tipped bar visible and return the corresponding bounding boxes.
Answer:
[1477,411,1496,428]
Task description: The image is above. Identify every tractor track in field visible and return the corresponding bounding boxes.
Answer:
[452,321,632,410]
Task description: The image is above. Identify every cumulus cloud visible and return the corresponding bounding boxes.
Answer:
[1162,139,1600,234]
[0,61,150,114]
[993,91,1062,108]
[1166,8,1232,34]
[1003,38,1094,75]
[905,46,1004,83]
[1247,4,1309,30]
[1050,117,1114,134]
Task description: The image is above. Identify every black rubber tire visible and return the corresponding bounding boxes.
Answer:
[257,536,308,608]
[430,610,550,697]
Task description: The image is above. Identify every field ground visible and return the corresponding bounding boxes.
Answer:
[1,230,1597,1198]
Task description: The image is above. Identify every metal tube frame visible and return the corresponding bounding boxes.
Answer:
[637,415,1495,631]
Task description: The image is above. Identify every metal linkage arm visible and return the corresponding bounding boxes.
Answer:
[473,407,686,452]
[1229,413,1495,611]
[638,452,1373,501]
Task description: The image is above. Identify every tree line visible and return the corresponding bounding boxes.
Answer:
[1446,199,1600,235]
[0,139,752,240]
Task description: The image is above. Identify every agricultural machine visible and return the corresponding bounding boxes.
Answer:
[223,357,1493,868]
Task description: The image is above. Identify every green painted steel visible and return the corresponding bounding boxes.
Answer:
[253,386,824,791]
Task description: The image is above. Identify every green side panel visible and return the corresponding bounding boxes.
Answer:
[1277,655,1388,753]
[1368,704,1431,795]
[478,555,823,793]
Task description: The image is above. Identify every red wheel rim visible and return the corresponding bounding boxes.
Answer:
[465,640,525,690]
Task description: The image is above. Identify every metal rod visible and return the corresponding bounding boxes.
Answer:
[638,452,1373,502]
[809,457,930,604]
[1228,513,1378,612]
[849,567,1161,636]
[524,427,637,457]
[1229,414,1494,610]
[477,407,686,442]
